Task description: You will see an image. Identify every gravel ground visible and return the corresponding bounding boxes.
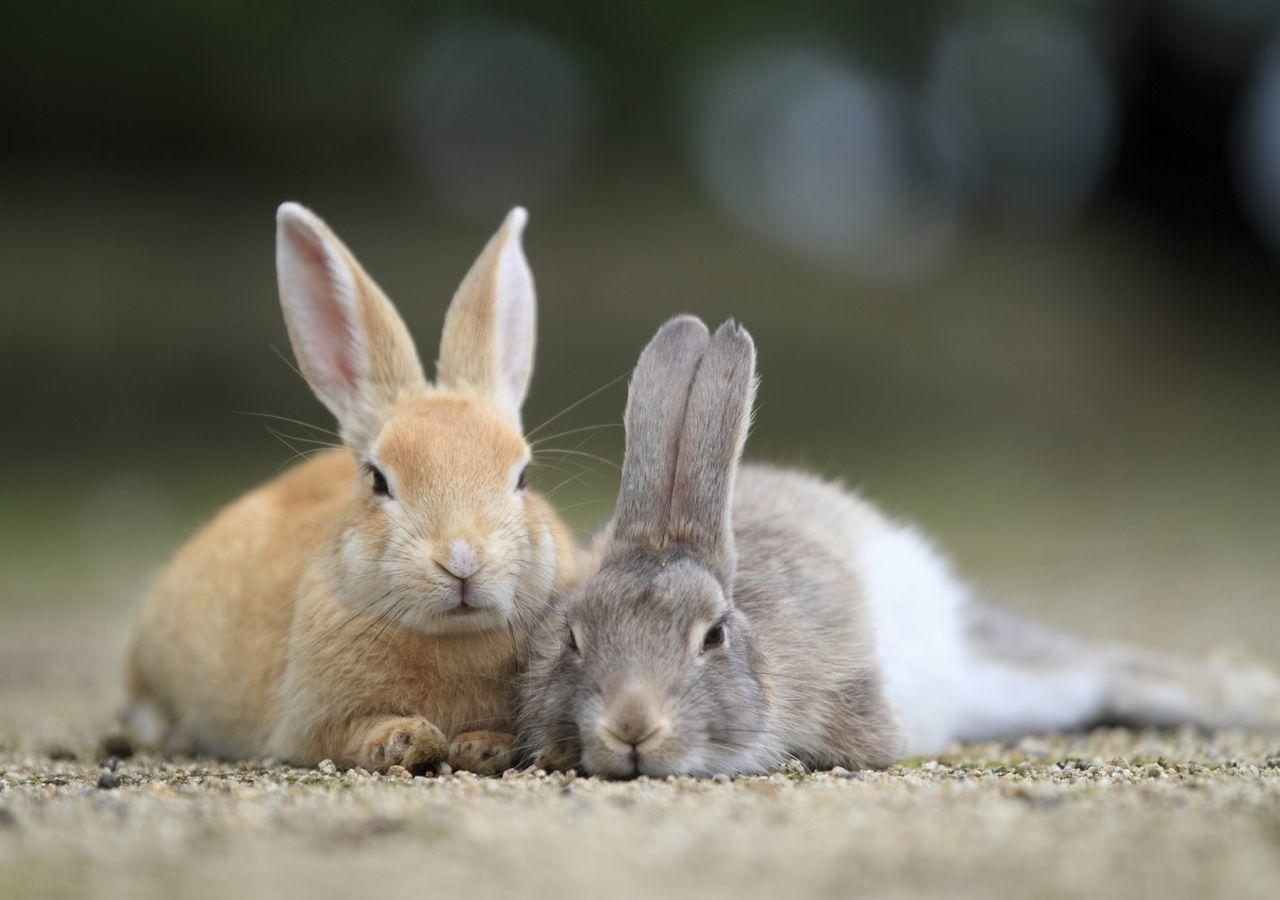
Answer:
[3,614,1280,900]
[4,733,1280,900]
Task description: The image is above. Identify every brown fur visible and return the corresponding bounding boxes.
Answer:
[126,205,575,773]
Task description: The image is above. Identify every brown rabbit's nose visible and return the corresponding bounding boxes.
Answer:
[435,538,481,580]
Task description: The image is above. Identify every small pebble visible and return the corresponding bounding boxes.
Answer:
[830,766,853,778]
[385,765,410,779]
[712,773,731,784]
[98,757,119,772]
[96,772,119,790]
[436,763,453,776]
[317,759,338,775]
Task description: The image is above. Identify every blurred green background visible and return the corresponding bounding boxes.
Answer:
[3,0,1279,669]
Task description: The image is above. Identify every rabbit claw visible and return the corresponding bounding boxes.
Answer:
[448,730,515,775]
[359,716,449,775]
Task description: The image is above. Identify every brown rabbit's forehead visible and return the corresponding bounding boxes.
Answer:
[371,394,528,499]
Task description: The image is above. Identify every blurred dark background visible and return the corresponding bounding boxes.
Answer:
[2,0,1278,655]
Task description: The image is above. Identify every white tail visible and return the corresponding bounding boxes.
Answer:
[857,518,1280,754]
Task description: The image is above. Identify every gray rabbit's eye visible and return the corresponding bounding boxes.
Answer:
[567,624,580,654]
[702,620,726,651]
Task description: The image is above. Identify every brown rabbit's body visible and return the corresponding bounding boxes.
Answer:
[129,449,575,763]
[127,451,348,758]
[125,204,575,773]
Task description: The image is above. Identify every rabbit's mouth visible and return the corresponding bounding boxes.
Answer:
[582,726,686,779]
[587,750,680,780]
[409,580,516,634]
[445,598,484,618]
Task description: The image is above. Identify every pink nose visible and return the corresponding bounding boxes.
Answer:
[437,538,480,580]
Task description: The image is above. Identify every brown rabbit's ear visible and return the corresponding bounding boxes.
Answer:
[435,207,536,429]
[276,203,428,451]
[668,320,757,582]
[612,316,711,549]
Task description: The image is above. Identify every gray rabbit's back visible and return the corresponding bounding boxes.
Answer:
[518,315,1280,778]
[729,464,903,768]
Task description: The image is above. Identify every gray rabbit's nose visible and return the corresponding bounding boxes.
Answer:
[597,689,670,752]
[602,720,662,749]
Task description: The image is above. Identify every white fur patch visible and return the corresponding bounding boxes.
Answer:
[950,659,1108,742]
[857,522,969,754]
[858,519,1112,752]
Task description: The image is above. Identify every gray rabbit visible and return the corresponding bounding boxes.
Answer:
[519,316,1280,777]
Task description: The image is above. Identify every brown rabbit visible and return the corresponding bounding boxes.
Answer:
[125,203,577,774]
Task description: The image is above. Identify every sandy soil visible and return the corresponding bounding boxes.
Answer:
[2,614,1280,900]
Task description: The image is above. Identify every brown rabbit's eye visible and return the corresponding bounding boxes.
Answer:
[702,621,726,651]
[516,465,530,491]
[366,464,391,499]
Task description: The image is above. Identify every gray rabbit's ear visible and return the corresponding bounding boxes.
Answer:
[669,320,757,582]
[613,316,711,547]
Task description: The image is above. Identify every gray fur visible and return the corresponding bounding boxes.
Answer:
[964,601,1280,736]
[612,315,709,548]
[668,320,756,583]
[518,318,902,777]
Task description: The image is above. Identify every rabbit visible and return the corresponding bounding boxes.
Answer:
[519,316,1280,777]
[124,203,578,775]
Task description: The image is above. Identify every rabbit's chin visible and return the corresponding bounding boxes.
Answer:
[392,582,518,637]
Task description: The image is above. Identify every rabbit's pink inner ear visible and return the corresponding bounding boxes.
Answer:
[276,205,370,424]
[298,239,361,396]
[495,227,534,410]
[436,206,536,427]
[276,202,427,451]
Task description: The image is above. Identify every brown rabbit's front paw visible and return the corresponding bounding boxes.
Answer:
[358,716,449,775]
[449,730,515,776]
